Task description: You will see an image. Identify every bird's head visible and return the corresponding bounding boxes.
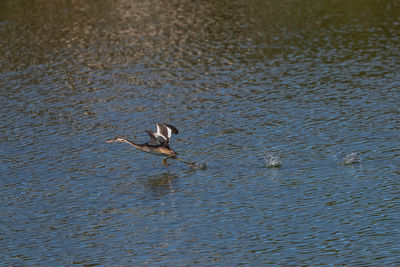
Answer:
[106,137,127,143]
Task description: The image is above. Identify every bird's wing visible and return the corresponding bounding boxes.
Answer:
[165,124,179,135]
[145,130,166,146]
[157,123,179,139]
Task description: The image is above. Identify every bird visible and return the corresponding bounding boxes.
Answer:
[107,123,195,167]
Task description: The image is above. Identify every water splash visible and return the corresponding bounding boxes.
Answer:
[264,153,282,168]
[341,152,361,165]
[191,162,207,170]
[175,157,206,170]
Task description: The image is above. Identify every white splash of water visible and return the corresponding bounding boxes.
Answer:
[341,152,361,165]
[264,153,282,168]
[191,162,207,170]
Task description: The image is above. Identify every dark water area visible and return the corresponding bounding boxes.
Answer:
[1,0,399,265]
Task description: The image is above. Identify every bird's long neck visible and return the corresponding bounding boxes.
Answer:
[107,137,146,150]
[119,138,145,150]
[107,137,173,156]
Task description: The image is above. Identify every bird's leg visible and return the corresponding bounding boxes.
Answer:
[174,157,196,167]
[163,156,172,166]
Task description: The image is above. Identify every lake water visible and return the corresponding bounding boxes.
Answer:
[1,0,399,265]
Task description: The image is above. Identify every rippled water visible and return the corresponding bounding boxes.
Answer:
[1,0,399,265]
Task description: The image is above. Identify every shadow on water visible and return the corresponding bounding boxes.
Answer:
[107,170,181,200]
[136,165,200,196]
[144,172,180,196]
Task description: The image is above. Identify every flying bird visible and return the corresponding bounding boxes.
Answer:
[107,123,195,167]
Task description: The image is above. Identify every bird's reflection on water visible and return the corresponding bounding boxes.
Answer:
[145,172,179,196]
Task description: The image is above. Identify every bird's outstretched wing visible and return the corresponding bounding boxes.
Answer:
[145,123,179,146]
[157,123,178,138]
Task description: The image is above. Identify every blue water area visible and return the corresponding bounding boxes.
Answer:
[1,0,399,265]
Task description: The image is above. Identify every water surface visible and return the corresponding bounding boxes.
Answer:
[1,0,399,265]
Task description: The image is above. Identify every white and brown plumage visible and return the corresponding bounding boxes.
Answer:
[107,123,194,167]
[144,123,179,148]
